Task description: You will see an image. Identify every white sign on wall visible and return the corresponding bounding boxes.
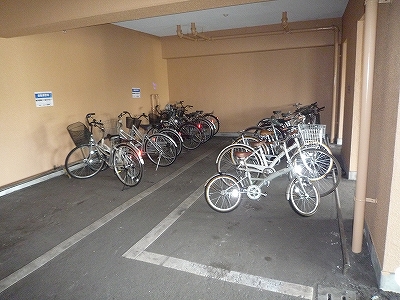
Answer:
[35,91,53,107]
[132,88,141,98]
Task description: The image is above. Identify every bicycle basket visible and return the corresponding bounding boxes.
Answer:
[148,113,161,125]
[67,122,91,147]
[102,118,118,136]
[298,124,326,145]
[126,116,141,129]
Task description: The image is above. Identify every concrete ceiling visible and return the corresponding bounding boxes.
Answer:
[114,0,349,37]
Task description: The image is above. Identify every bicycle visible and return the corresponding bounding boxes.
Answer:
[216,132,341,197]
[117,111,178,169]
[65,113,144,187]
[205,138,322,216]
[155,104,203,150]
[145,110,183,156]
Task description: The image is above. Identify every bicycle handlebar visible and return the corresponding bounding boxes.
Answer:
[85,112,104,131]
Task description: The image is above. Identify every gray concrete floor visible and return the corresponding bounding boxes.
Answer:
[0,136,399,299]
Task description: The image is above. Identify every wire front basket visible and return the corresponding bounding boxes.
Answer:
[102,119,118,136]
[126,117,141,129]
[67,122,91,147]
[297,124,327,145]
[148,113,161,125]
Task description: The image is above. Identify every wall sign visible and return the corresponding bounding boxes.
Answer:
[132,88,141,98]
[35,91,53,107]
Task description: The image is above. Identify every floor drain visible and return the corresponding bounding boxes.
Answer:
[317,285,357,300]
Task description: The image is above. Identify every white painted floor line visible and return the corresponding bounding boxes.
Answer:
[123,186,314,299]
[123,185,204,259]
[0,148,215,294]
[136,251,314,299]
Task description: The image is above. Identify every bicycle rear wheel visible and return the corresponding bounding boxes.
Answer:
[65,144,104,179]
[287,177,320,217]
[216,144,262,175]
[113,144,143,186]
[195,118,214,142]
[203,113,220,135]
[204,174,241,212]
[180,123,202,150]
[159,128,183,156]
[144,134,177,167]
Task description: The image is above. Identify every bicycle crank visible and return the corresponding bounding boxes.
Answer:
[246,185,266,200]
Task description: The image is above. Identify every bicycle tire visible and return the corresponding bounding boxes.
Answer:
[291,149,341,196]
[144,133,177,167]
[179,123,202,150]
[287,177,320,217]
[195,118,213,142]
[113,144,143,186]
[233,135,270,157]
[65,144,104,179]
[216,144,263,185]
[159,128,183,156]
[203,114,220,135]
[204,174,241,212]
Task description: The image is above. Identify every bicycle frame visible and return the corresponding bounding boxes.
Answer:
[86,114,144,167]
[217,139,300,174]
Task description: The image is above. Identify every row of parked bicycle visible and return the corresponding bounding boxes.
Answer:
[64,101,219,187]
[204,102,341,217]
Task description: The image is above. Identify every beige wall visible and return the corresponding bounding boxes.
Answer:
[0,24,169,187]
[166,47,334,132]
[343,0,400,290]
[366,0,400,284]
[162,19,340,133]
[341,0,365,177]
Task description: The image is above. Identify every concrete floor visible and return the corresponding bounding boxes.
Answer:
[0,136,399,299]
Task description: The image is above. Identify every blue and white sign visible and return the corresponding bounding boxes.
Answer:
[35,91,53,107]
[132,88,141,98]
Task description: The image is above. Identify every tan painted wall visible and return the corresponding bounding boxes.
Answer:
[166,47,334,132]
[341,0,365,177]
[343,0,400,281]
[365,0,400,277]
[162,19,340,133]
[0,24,169,187]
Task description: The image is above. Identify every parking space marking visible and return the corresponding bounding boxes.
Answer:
[0,149,215,294]
[136,251,314,299]
[123,187,314,299]
[123,185,204,259]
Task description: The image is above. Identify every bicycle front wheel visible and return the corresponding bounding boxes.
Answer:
[291,149,341,196]
[144,134,177,167]
[113,144,143,186]
[287,177,320,217]
[65,144,104,179]
[205,174,242,212]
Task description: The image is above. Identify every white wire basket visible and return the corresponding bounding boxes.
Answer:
[102,118,118,136]
[297,124,327,145]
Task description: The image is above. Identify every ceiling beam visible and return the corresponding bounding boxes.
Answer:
[0,0,269,38]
